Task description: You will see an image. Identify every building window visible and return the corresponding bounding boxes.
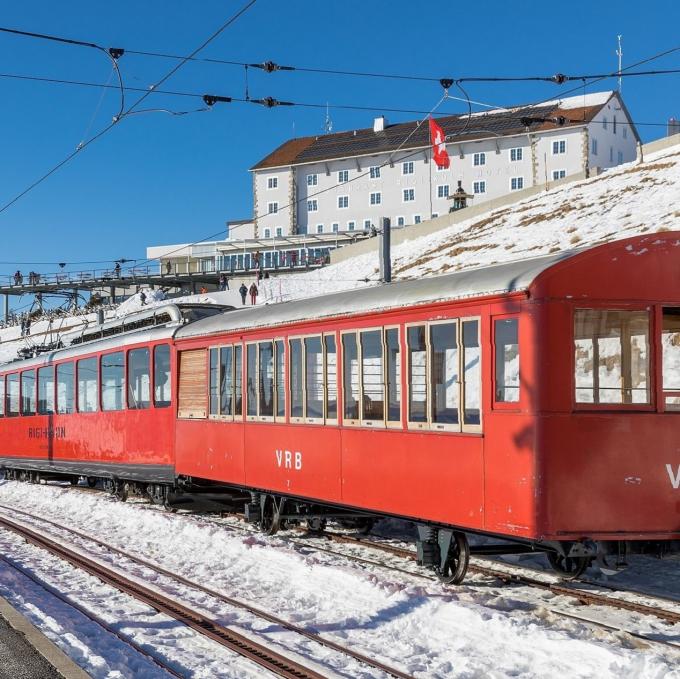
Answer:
[267,202,278,214]
[307,174,318,186]
[370,192,382,205]
[473,152,486,166]
[437,184,450,198]
[617,151,623,164]
[307,199,318,212]
[510,177,524,191]
[275,227,283,237]
[591,138,598,155]
[397,216,405,226]
[552,170,566,181]
[432,212,439,218]
[363,219,371,230]
[613,116,617,134]
[510,147,523,162]
[316,224,324,234]
[332,222,339,232]
[436,162,448,172]
[494,318,520,403]
[402,161,414,175]
[552,140,566,155]
[622,126,628,140]
[403,188,415,202]
[267,176,278,189]
[574,309,650,405]
[414,215,421,224]
[338,169,349,183]
[338,195,349,209]
[369,166,381,179]
[602,117,608,130]
[263,228,271,238]
[473,181,486,194]
[609,147,614,163]
[347,221,355,231]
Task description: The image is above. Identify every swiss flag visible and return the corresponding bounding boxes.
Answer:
[429,117,450,169]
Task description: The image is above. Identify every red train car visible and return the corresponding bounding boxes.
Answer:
[2,233,679,583]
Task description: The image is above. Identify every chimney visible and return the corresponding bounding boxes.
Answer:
[373,116,387,133]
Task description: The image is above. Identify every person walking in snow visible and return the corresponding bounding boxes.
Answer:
[249,282,258,305]
[219,273,228,291]
[239,283,248,305]
[139,291,147,306]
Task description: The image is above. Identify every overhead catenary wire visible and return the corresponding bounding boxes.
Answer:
[0,0,258,216]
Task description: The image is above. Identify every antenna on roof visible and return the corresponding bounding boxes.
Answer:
[324,102,333,135]
[616,35,623,92]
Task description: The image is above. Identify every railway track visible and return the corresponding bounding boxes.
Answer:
[0,506,414,679]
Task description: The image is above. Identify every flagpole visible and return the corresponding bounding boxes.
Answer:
[428,141,434,219]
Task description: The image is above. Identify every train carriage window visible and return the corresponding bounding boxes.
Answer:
[574,310,650,405]
[0,376,4,417]
[77,358,98,412]
[342,333,360,422]
[56,363,75,414]
[361,330,384,423]
[325,335,337,421]
[21,370,36,415]
[386,328,401,424]
[275,340,285,419]
[407,326,428,423]
[234,345,243,416]
[6,374,19,417]
[305,336,324,421]
[462,320,481,426]
[246,344,257,418]
[662,308,680,411]
[154,345,171,408]
[209,348,219,416]
[101,352,125,411]
[128,348,150,409]
[430,323,459,427]
[289,339,304,419]
[220,346,234,416]
[495,318,520,403]
[177,349,208,419]
[38,367,55,415]
[259,341,274,418]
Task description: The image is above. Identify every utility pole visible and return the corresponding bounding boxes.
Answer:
[379,217,392,283]
[616,35,623,92]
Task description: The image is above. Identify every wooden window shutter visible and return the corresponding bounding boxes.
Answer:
[178,349,208,418]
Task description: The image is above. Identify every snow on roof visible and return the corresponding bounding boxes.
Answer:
[532,90,615,111]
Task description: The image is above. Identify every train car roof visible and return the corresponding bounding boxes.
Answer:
[175,248,578,340]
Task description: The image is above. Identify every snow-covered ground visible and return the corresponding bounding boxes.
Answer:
[0,481,678,678]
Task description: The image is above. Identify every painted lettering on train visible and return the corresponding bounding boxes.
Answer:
[28,427,66,439]
[275,449,302,470]
[667,464,680,490]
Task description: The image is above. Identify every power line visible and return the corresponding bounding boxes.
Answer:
[0,0,258,217]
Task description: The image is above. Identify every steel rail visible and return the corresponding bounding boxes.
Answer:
[0,515,331,679]
[0,506,413,679]
[0,553,184,677]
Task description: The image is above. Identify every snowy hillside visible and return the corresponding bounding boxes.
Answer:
[261,143,680,302]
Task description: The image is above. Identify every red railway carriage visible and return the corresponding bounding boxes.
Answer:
[1,233,679,583]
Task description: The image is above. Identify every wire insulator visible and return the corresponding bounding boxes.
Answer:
[551,73,568,84]
[108,47,125,60]
[440,78,454,90]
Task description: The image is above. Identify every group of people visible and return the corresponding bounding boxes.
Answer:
[12,271,41,286]
[239,282,259,305]
[19,315,32,336]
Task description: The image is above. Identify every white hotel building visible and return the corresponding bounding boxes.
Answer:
[251,91,639,237]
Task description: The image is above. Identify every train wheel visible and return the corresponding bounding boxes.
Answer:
[306,517,327,533]
[547,551,590,579]
[355,518,375,535]
[437,532,470,585]
[114,481,129,503]
[86,477,97,488]
[260,496,281,536]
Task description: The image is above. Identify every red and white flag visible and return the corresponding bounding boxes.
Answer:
[429,117,450,169]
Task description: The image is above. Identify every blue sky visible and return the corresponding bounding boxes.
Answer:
[0,0,678,278]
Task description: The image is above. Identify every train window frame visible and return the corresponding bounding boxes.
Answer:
[6,373,19,417]
[384,325,402,429]
[77,356,99,413]
[288,337,305,423]
[245,341,259,422]
[0,375,4,417]
[572,305,654,411]
[461,317,483,433]
[428,319,461,433]
[358,325,387,429]
[101,351,125,412]
[303,334,325,425]
[209,346,220,418]
[405,322,430,430]
[492,314,521,411]
[274,338,286,422]
[341,330,361,427]
[127,347,151,410]
[56,362,75,414]
[324,332,339,426]
[37,366,55,415]
[258,340,275,423]
[208,344,235,421]
[659,306,680,413]
[153,344,172,408]
[21,369,37,416]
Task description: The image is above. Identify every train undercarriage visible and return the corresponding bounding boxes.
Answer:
[2,464,678,584]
